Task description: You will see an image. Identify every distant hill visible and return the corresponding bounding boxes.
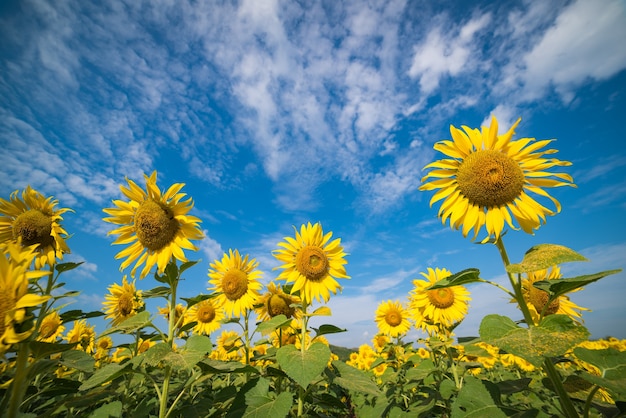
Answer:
[330,344,357,362]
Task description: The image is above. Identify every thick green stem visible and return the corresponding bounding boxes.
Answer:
[7,344,30,418]
[159,266,179,418]
[544,359,579,418]
[297,299,309,417]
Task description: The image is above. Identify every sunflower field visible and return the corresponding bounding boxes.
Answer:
[1,117,624,417]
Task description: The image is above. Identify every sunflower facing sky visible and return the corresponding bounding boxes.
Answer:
[375,300,412,337]
[419,116,575,241]
[184,298,225,336]
[409,267,471,335]
[273,222,349,304]
[102,276,145,325]
[103,171,203,279]
[208,249,263,318]
[0,186,72,269]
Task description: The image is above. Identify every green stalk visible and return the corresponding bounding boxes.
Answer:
[159,265,179,418]
[297,299,309,417]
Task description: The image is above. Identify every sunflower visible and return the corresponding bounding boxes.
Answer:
[0,242,50,353]
[103,171,203,279]
[375,300,412,337]
[419,116,575,241]
[158,303,186,336]
[102,276,144,325]
[208,249,263,318]
[211,330,244,361]
[37,311,65,343]
[273,222,349,304]
[520,266,589,324]
[372,334,390,352]
[409,267,471,335]
[255,282,301,321]
[0,186,72,268]
[184,298,224,335]
[65,319,96,354]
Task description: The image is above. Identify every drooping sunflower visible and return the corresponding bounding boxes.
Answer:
[65,319,96,354]
[0,242,50,353]
[520,266,589,324]
[409,267,471,335]
[419,116,575,241]
[255,281,301,321]
[375,300,412,337]
[102,276,144,325]
[273,222,349,304]
[158,303,187,336]
[0,186,72,268]
[37,311,65,343]
[184,298,225,335]
[208,249,263,318]
[103,171,203,279]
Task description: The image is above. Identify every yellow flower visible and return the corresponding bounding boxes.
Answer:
[103,171,203,279]
[255,282,301,321]
[372,334,390,352]
[0,186,72,268]
[521,266,589,324]
[37,311,65,343]
[212,330,244,361]
[409,268,471,335]
[102,276,144,325]
[0,242,50,353]
[419,116,575,241]
[184,298,224,335]
[65,319,96,354]
[208,249,263,318]
[375,300,412,337]
[273,222,349,304]
[137,337,155,354]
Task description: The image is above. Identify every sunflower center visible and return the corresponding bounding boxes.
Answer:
[134,199,179,251]
[39,318,59,339]
[197,302,216,323]
[384,310,402,327]
[222,269,249,301]
[295,246,329,282]
[12,209,54,247]
[456,150,525,208]
[529,286,560,315]
[267,294,295,318]
[427,288,455,309]
[117,294,134,316]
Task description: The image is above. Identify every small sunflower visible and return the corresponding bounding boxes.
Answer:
[375,300,412,337]
[419,116,575,241]
[255,282,301,321]
[409,267,471,335]
[208,249,263,318]
[158,303,186,336]
[211,330,244,361]
[273,222,349,304]
[103,171,203,279]
[102,276,144,325]
[65,319,96,354]
[520,266,589,324]
[184,298,225,335]
[0,186,72,268]
[0,242,50,353]
[371,334,390,352]
[37,311,65,343]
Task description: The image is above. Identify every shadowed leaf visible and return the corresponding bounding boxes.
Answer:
[507,244,587,274]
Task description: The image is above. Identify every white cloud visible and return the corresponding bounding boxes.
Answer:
[199,231,224,264]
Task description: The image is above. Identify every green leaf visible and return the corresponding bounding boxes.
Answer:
[242,378,293,418]
[181,293,218,308]
[100,311,152,337]
[29,340,75,359]
[55,262,84,273]
[89,401,123,418]
[199,359,259,375]
[312,324,346,337]
[533,270,622,299]
[141,343,172,367]
[60,349,95,372]
[479,314,589,366]
[574,347,626,400]
[276,342,330,389]
[451,376,509,418]
[255,314,291,335]
[427,268,481,289]
[163,335,212,369]
[332,360,382,397]
[79,363,129,391]
[507,244,587,274]
[142,286,171,298]
[179,260,200,275]
[60,309,106,323]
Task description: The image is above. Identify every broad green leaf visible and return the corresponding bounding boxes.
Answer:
[142,286,171,298]
[574,347,626,401]
[307,306,332,317]
[60,309,106,323]
[496,378,532,395]
[357,401,387,418]
[479,314,589,366]
[79,363,129,391]
[439,378,457,400]
[451,376,509,418]
[55,262,84,273]
[181,293,218,307]
[427,268,481,289]
[255,314,291,335]
[507,244,587,274]
[179,260,199,274]
[332,360,382,397]
[277,342,330,389]
[312,324,346,337]
[100,311,151,337]
[242,378,293,418]
[29,340,75,359]
[533,270,622,299]
[164,335,212,369]
[89,401,122,418]
[60,349,95,372]
[199,359,259,375]
[142,342,173,367]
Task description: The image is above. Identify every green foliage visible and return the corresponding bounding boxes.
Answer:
[276,342,330,388]
[507,243,587,273]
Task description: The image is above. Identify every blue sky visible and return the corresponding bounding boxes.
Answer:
[1,0,625,348]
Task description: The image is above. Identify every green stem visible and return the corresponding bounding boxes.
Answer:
[582,385,600,418]
[297,299,309,417]
[446,346,462,390]
[159,265,179,418]
[7,343,30,418]
[544,359,579,418]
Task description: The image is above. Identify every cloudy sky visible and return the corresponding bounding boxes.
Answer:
[1,0,625,348]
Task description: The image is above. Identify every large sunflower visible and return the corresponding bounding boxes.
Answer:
[184,298,225,335]
[273,222,349,304]
[520,266,589,324]
[419,116,575,241]
[375,300,412,337]
[0,186,72,269]
[255,281,301,321]
[102,276,144,325]
[208,249,263,318]
[409,267,471,335]
[0,242,50,353]
[103,171,203,279]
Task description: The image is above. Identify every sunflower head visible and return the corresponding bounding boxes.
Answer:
[102,276,144,325]
[419,116,575,241]
[256,282,301,321]
[0,186,72,268]
[65,319,96,354]
[103,171,203,279]
[184,298,224,336]
[37,311,65,343]
[273,222,349,304]
[375,300,412,337]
